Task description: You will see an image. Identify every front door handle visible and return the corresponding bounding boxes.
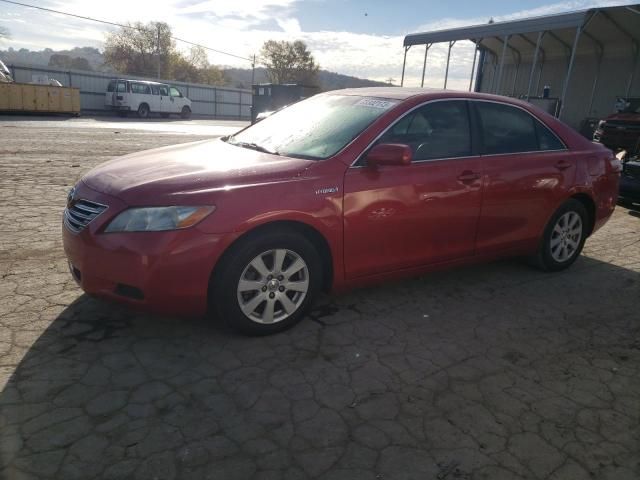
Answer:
[457,171,481,183]
[555,160,572,170]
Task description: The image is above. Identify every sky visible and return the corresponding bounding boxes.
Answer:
[0,0,632,88]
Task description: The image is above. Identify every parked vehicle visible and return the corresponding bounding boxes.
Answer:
[619,151,640,206]
[63,88,620,335]
[593,97,640,155]
[105,79,192,119]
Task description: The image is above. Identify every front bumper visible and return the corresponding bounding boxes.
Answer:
[62,183,234,317]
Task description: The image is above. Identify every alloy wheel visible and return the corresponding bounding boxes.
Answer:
[236,249,309,324]
[550,211,582,262]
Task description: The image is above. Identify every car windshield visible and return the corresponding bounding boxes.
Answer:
[227,94,399,159]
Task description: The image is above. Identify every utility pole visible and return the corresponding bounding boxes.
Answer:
[156,24,161,79]
[251,54,256,86]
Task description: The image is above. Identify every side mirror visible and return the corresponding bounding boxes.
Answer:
[366,144,413,167]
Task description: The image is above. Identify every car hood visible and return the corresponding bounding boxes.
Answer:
[82,138,315,205]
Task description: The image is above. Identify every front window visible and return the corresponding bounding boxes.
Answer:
[170,87,182,97]
[375,100,472,161]
[228,94,399,160]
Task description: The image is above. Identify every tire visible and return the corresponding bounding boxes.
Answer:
[137,103,150,119]
[181,106,191,119]
[532,199,589,272]
[211,230,322,335]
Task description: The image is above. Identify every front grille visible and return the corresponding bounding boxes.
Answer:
[64,199,108,233]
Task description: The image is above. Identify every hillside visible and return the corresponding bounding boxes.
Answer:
[0,47,389,91]
[223,67,388,90]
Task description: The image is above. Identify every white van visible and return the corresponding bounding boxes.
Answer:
[105,79,192,119]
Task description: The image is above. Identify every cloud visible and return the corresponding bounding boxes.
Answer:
[1,0,630,89]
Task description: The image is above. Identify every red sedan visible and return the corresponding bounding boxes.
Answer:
[63,88,620,335]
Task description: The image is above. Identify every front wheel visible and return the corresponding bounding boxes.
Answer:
[532,199,588,272]
[181,106,191,119]
[211,231,322,335]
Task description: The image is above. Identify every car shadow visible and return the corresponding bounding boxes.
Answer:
[1,255,639,479]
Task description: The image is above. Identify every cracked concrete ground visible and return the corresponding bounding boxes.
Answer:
[0,116,639,480]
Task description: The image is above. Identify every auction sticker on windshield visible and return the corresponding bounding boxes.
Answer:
[355,98,398,109]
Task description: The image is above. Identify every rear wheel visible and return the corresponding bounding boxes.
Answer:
[532,199,588,271]
[211,231,321,335]
[181,106,191,119]
[137,103,150,119]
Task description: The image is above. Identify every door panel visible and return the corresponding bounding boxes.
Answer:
[159,86,170,112]
[343,158,482,278]
[472,101,576,254]
[476,151,576,254]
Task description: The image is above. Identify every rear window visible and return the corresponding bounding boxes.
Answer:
[107,80,116,92]
[476,102,566,154]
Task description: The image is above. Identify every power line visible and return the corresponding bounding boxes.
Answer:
[0,0,255,63]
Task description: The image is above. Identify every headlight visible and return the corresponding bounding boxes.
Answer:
[104,206,215,233]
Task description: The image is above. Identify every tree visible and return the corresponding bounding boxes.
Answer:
[260,40,319,85]
[48,54,92,71]
[104,24,226,85]
[104,21,173,78]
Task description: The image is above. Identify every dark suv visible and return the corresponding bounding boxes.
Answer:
[593,97,640,155]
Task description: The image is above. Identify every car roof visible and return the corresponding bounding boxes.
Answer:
[327,86,547,110]
[110,79,168,86]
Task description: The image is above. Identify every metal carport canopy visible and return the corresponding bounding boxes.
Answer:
[400,4,640,122]
[403,11,587,46]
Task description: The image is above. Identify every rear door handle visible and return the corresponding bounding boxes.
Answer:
[457,171,481,183]
[555,160,572,170]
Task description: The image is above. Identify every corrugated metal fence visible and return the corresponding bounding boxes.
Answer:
[6,63,252,120]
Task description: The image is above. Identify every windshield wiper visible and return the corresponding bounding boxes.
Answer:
[229,139,279,156]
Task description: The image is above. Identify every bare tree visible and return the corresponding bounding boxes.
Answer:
[260,40,319,85]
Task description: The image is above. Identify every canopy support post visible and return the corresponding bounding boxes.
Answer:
[421,44,431,88]
[626,44,639,97]
[469,41,479,91]
[444,40,455,89]
[559,26,583,119]
[495,35,510,94]
[526,32,544,101]
[401,46,410,87]
[587,53,603,117]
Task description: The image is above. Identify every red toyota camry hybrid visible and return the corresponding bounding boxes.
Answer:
[63,88,620,335]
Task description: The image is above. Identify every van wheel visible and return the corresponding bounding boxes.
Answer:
[137,103,150,119]
[211,231,322,335]
[531,199,588,272]
[181,106,191,119]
